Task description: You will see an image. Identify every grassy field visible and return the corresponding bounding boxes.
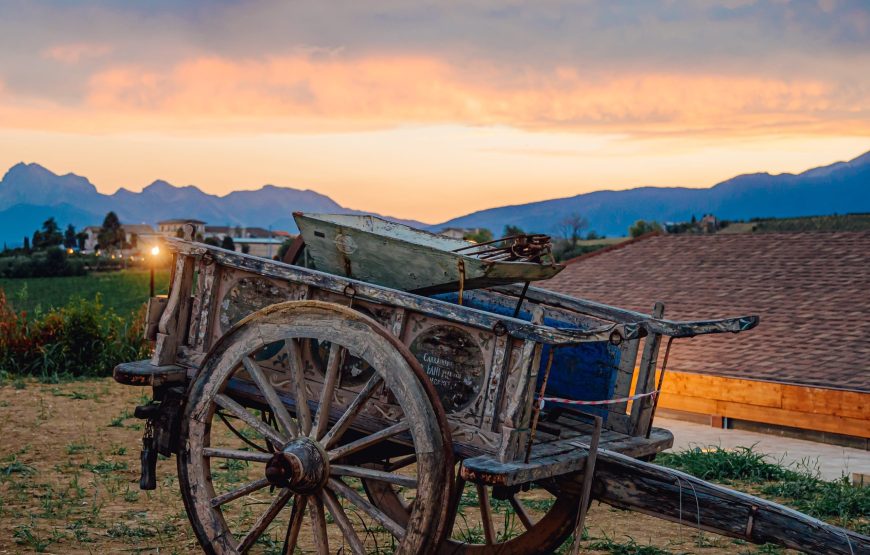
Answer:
[0,269,171,318]
[1,377,866,554]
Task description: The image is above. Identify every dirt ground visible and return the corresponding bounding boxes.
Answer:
[0,378,793,554]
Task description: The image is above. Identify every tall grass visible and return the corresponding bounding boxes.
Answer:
[0,289,149,379]
[658,445,870,533]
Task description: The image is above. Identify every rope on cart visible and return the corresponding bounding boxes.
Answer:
[537,389,658,411]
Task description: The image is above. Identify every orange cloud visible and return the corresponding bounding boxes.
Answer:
[80,54,867,136]
[0,53,865,138]
[43,42,113,64]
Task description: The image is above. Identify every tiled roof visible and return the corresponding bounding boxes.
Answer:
[543,232,870,392]
[121,224,155,234]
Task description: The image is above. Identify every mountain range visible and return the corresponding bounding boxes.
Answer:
[0,164,422,247]
[433,150,870,237]
[0,150,868,248]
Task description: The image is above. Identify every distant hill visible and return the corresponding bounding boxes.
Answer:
[0,163,422,247]
[1,150,868,248]
[430,150,870,237]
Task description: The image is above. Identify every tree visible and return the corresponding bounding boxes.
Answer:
[76,231,88,252]
[241,244,250,254]
[221,235,236,251]
[585,230,601,240]
[277,238,294,260]
[629,220,663,238]
[64,224,77,249]
[555,213,587,248]
[463,228,493,243]
[98,212,125,251]
[503,224,525,237]
[35,217,63,249]
[23,236,30,253]
[203,237,221,247]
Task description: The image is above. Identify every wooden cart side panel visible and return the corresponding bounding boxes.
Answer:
[187,256,217,350]
[630,302,665,436]
[607,337,642,434]
[480,334,511,433]
[152,253,196,366]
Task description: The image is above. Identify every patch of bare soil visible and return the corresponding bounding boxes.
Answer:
[0,378,792,554]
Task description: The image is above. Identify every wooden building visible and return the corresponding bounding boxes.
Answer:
[544,231,870,448]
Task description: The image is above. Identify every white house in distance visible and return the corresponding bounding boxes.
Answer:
[202,225,289,258]
[82,218,292,259]
[82,224,162,254]
[156,219,206,239]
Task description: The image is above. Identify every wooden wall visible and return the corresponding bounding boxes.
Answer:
[647,371,869,439]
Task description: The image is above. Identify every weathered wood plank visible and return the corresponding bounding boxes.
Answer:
[152,254,196,366]
[460,427,674,486]
[610,337,641,417]
[165,238,640,346]
[113,360,186,387]
[495,284,759,338]
[591,449,870,555]
[630,302,664,437]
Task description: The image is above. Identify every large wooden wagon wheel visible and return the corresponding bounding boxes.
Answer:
[177,301,453,554]
[364,469,580,554]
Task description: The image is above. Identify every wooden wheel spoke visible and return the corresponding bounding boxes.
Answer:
[321,374,384,449]
[215,393,287,447]
[509,495,534,531]
[328,421,410,461]
[237,488,292,553]
[282,495,307,555]
[203,447,273,463]
[242,356,298,438]
[312,343,343,440]
[328,477,406,540]
[210,478,270,508]
[330,464,417,488]
[477,484,496,545]
[386,454,417,472]
[321,489,366,555]
[309,492,330,554]
[287,339,313,436]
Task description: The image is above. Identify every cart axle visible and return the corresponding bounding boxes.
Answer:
[264,437,329,494]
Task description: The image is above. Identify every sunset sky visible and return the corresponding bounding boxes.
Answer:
[0,0,867,223]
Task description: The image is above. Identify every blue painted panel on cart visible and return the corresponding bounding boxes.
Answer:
[432,292,619,418]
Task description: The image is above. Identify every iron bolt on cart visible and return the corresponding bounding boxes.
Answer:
[115,217,868,554]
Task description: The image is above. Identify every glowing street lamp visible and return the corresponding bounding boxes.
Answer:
[149,245,160,297]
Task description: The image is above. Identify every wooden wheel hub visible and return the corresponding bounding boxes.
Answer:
[264,437,329,494]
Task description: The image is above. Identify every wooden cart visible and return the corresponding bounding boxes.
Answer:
[115,226,868,555]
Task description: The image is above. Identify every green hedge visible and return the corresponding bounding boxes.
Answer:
[0,250,87,278]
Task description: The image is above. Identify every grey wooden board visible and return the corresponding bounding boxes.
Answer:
[460,427,673,486]
[592,449,870,555]
[295,212,563,294]
[114,360,186,387]
[494,284,759,338]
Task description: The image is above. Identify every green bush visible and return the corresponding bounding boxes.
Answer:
[0,290,149,379]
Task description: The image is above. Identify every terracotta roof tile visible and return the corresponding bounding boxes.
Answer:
[543,231,870,392]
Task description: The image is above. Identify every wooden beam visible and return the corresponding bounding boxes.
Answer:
[653,371,870,439]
